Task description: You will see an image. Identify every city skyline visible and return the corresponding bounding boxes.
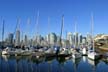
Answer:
[0,0,108,41]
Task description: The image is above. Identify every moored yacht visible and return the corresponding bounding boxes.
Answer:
[87,13,100,60]
[15,48,23,56]
[88,50,100,60]
[72,48,82,59]
[44,47,56,57]
[21,50,32,56]
[72,19,82,59]
[59,47,70,56]
[2,47,16,55]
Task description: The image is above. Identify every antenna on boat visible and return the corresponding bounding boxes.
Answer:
[60,15,64,47]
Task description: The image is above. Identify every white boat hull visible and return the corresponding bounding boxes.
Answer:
[21,51,32,56]
[2,51,8,55]
[82,48,87,55]
[88,54,95,60]
[88,52,99,60]
[2,51,16,55]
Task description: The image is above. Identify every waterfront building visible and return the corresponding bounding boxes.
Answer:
[45,33,57,46]
[24,35,28,46]
[86,32,92,45]
[82,37,87,44]
[61,39,66,47]
[20,40,24,47]
[56,36,61,46]
[67,32,73,46]
[44,35,49,46]
[36,35,42,46]
[29,39,33,47]
[45,34,49,43]
[48,33,57,46]
[73,32,79,46]
[7,33,14,46]
[78,33,83,45]
[94,34,108,44]
[15,30,20,46]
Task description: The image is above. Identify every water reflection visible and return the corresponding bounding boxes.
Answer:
[0,56,108,72]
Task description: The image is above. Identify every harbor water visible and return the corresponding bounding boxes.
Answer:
[0,56,108,72]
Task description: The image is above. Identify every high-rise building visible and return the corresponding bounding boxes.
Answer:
[15,30,20,46]
[82,37,87,44]
[7,33,14,45]
[61,39,66,47]
[48,33,57,46]
[24,35,28,46]
[36,35,42,46]
[86,32,92,45]
[78,33,83,45]
[67,32,73,46]
[56,36,61,46]
[45,34,49,42]
[73,32,79,46]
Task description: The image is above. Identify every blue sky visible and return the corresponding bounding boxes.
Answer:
[0,0,108,40]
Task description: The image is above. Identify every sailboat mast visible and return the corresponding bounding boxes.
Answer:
[27,18,30,46]
[36,11,39,46]
[48,17,50,47]
[36,11,39,36]
[16,18,20,47]
[91,13,94,51]
[27,18,30,35]
[2,20,5,48]
[60,15,64,47]
[74,20,77,48]
[17,18,20,31]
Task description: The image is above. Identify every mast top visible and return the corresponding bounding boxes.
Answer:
[60,14,64,47]
[17,17,20,31]
[36,11,39,35]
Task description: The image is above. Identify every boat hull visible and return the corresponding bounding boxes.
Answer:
[88,52,100,60]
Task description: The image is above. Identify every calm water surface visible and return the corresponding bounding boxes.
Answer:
[0,55,108,72]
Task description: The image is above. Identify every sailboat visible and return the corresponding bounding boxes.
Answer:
[1,19,17,55]
[72,19,82,59]
[87,13,100,60]
[0,19,4,55]
[44,17,57,57]
[58,15,70,57]
[1,20,8,55]
[21,18,34,56]
[32,11,45,58]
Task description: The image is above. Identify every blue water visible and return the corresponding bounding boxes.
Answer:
[0,56,108,72]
